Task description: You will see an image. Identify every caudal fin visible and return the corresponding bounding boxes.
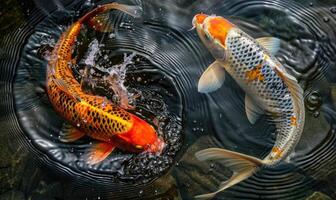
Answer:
[194,148,263,199]
[87,3,142,32]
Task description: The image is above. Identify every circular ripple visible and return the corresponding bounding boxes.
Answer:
[14,0,185,185]
[2,0,336,199]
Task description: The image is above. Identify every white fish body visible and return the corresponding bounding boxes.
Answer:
[192,14,305,199]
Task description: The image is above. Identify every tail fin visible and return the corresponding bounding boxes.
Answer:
[194,148,263,199]
[84,3,143,32]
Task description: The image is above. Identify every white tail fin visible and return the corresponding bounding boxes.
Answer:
[194,148,263,199]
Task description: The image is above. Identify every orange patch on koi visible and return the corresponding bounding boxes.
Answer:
[271,147,283,159]
[246,63,265,82]
[291,116,297,126]
[206,17,234,46]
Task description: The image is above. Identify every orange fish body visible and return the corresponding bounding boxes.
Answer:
[47,3,164,165]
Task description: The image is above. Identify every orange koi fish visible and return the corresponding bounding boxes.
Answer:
[47,3,165,165]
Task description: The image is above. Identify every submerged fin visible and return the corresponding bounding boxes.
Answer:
[59,123,85,142]
[198,61,226,93]
[53,78,81,101]
[256,37,281,55]
[195,148,263,199]
[245,95,264,124]
[85,143,116,165]
[88,13,114,32]
[87,4,142,32]
[112,4,142,18]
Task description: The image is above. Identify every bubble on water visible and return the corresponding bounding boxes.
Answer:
[108,33,115,39]
[305,90,322,112]
[323,17,330,22]
[330,7,336,14]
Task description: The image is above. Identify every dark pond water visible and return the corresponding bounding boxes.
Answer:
[1,0,336,199]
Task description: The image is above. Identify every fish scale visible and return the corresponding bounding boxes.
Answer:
[193,14,305,199]
[46,3,164,164]
[225,28,298,158]
[46,11,135,138]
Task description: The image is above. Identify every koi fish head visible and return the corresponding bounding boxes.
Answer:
[192,14,234,61]
[115,115,165,154]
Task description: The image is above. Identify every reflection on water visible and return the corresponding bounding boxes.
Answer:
[1,0,336,199]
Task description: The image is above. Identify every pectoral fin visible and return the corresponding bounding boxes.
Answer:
[245,95,263,124]
[198,61,226,93]
[256,37,281,55]
[85,143,116,165]
[59,123,85,142]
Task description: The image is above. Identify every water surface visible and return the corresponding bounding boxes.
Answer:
[1,0,336,199]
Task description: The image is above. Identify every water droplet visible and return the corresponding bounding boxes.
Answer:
[139,190,143,196]
[323,17,330,22]
[309,2,313,6]
[313,111,320,118]
[330,7,336,14]
[77,123,80,127]
[109,33,116,38]
[193,120,197,124]
[305,91,322,112]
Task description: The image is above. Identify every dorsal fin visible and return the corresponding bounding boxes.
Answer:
[53,78,81,102]
[256,37,281,55]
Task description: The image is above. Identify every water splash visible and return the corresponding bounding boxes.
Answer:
[80,39,138,109]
